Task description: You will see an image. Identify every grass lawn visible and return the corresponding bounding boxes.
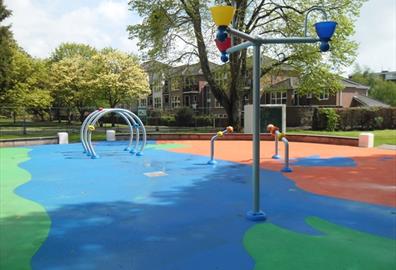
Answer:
[289,129,396,146]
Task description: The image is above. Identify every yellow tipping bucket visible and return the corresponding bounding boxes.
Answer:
[210,6,236,26]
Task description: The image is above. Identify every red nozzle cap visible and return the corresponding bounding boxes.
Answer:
[215,37,231,53]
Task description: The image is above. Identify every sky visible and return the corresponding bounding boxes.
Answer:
[3,0,396,76]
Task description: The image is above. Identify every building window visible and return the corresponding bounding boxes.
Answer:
[318,90,329,100]
[139,98,147,107]
[215,98,222,108]
[171,96,181,108]
[293,90,299,106]
[184,76,197,90]
[153,84,159,92]
[184,95,190,106]
[171,77,181,90]
[164,96,169,104]
[306,93,312,99]
[270,91,287,104]
[154,97,161,109]
[214,71,228,87]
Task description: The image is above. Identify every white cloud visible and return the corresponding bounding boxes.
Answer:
[345,0,396,75]
[97,0,129,22]
[4,0,140,58]
[4,0,395,74]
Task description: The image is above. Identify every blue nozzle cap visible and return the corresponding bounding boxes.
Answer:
[319,41,330,52]
[216,26,228,42]
[220,52,229,63]
[315,21,337,42]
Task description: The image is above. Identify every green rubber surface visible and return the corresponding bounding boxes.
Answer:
[244,217,396,270]
[0,148,51,270]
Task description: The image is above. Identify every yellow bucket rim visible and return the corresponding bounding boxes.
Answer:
[210,6,236,26]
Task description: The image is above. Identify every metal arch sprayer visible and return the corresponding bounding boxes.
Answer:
[210,5,337,221]
[81,108,147,159]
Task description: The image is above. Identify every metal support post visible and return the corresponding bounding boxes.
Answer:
[246,44,266,221]
[273,130,280,159]
[281,137,292,173]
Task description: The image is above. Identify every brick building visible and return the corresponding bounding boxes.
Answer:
[140,61,388,121]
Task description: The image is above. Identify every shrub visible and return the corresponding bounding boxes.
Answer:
[160,115,176,126]
[313,107,396,131]
[148,110,161,118]
[374,116,384,129]
[194,115,213,127]
[319,108,339,131]
[175,107,194,126]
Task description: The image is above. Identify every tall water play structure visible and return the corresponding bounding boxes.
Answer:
[81,108,146,159]
[210,5,337,221]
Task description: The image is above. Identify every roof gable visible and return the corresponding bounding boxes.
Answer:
[352,95,390,107]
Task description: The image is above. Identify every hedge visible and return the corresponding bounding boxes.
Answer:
[313,107,396,131]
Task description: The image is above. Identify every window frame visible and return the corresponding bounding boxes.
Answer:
[318,90,330,101]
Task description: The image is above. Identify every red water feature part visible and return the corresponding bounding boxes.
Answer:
[215,37,231,53]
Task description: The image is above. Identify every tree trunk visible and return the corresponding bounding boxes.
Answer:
[67,109,72,124]
[79,109,85,123]
[224,100,241,131]
[111,113,116,127]
[22,117,27,135]
[110,103,116,127]
[57,108,61,123]
[183,0,247,132]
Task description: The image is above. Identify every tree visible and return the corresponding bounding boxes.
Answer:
[50,42,97,62]
[128,0,365,130]
[350,67,396,106]
[50,55,97,122]
[0,0,14,95]
[49,43,99,122]
[1,47,53,121]
[90,49,150,108]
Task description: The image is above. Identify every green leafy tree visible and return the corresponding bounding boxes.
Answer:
[350,67,396,106]
[128,0,365,130]
[90,49,150,108]
[50,42,97,62]
[50,55,97,122]
[1,47,53,121]
[0,0,14,95]
[49,43,99,122]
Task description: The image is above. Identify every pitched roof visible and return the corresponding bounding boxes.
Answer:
[266,77,369,91]
[265,77,299,91]
[342,78,369,90]
[352,95,390,107]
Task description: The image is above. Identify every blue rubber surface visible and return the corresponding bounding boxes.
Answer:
[292,155,356,167]
[17,142,396,270]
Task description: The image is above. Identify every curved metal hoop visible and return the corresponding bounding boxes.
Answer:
[80,108,146,158]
